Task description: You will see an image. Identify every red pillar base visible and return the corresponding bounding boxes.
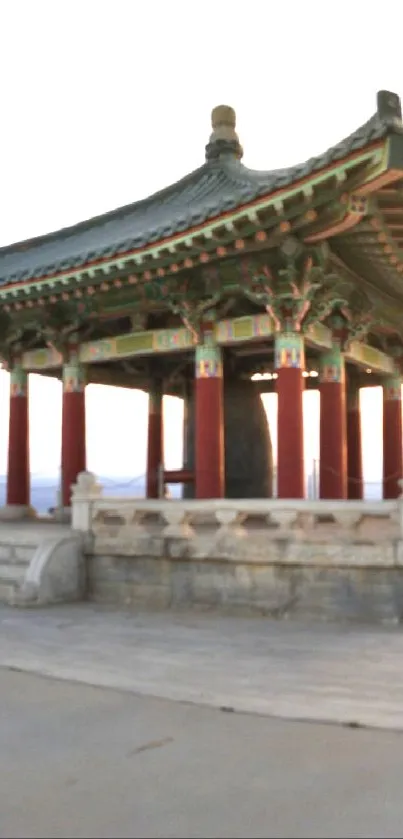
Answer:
[146,382,164,499]
[195,344,224,499]
[383,376,403,499]
[275,334,305,499]
[6,367,30,508]
[346,381,363,500]
[319,347,347,500]
[61,363,86,508]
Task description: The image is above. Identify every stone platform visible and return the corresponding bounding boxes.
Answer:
[1,603,403,731]
[71,475,403,623]
[3,477,403,624]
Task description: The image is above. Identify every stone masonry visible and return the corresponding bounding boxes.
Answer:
[72,474,403,624]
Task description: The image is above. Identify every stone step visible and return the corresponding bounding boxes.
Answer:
[0,543,38,564]
[0,555,30,604]
[0,580,17,604]
[0,523,79,607]
[0,531,42,604]
[0,541,38,548]
[0,563,27,583]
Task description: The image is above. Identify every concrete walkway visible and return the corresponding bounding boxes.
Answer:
[3,669,403,839]
[1,604,403,730]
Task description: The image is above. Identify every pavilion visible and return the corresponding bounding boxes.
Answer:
[1,90,403,513]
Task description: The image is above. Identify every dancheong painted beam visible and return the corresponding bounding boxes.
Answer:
[20,316,396,376]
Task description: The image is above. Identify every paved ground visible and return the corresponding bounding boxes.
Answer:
[2,604,403,730]
[1,668,403,839]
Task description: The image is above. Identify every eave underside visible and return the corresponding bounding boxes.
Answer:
[0,145,386,302]
[329,177,403,335]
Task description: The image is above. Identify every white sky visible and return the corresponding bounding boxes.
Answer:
[0,0,399,484]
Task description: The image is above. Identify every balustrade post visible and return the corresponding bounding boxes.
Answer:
[71,471,103,533]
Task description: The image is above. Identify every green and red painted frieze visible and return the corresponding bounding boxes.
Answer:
[274,333,305,370]
[195,344,223,379]
[319,344,345,384]
[10,365,28,398]
[63,362,86,393]
[13,312,401,381]
[383,375,402,401]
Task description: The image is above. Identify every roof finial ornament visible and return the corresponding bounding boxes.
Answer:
[377,90,402,128]
[205,105,244,162]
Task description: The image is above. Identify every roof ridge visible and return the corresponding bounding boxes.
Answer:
[0,162,210,256]
[211,109,398,191]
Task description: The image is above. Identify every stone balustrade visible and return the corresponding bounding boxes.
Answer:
[71,473,403,622]
[88,498,399,536]
[71,472,403,560]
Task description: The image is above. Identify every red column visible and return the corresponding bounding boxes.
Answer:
[383,375,403,499]
[275,333,305,499]
[346,378,363,499]
[319,345,347,499]
[61,362,86,508]
[6,366,30,508]
[195,343,224,498]
[146,381,164,499]
[182,385,190,471]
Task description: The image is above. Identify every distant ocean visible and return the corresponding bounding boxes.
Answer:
[0,474,382,513]
[0,475,182,514]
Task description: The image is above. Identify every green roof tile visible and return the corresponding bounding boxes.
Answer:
[0,91,401,287]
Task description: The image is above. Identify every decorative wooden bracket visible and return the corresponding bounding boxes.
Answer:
[304,194,369,243]
[240,248,345,333]
[169,293,223,341]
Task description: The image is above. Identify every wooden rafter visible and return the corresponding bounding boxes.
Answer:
[354,168,403,196]
[377,206,403,215]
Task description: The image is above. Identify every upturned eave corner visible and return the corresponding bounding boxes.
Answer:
[1,89,403,319]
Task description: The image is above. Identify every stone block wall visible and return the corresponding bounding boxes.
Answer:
[87,551,403,623]
[71,480,403,623]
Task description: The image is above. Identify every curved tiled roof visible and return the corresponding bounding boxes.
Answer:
[0,92,401,287]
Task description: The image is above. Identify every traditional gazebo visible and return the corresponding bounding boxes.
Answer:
[1,89,403,515]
